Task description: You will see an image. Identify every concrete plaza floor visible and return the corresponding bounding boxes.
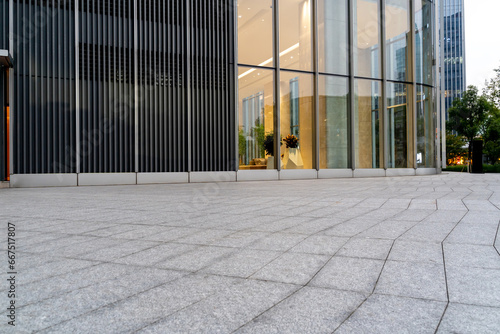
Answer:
[1,172,499,333]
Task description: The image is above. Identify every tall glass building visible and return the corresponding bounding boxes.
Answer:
[440,0,466,116]
[0,0,441,187]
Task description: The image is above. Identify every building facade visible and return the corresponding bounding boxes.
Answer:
[0,0,441,187]
[440,0,466,117]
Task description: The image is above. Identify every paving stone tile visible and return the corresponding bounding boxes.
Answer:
[463,199,499,211]
[444,244,500,269]
[282,217,344,234]
[235,287,366,334]
[37,274,243,334]
[447,266,500,307]
[445,222,499,245]
[375,260,448,301]
[17,258,97,285]
[460,211,500,225]
[112,243,198,266]
[357,220,418,239]
[247,233,307,252]
[156,245,236,271]
[250,252,330,285]
[323,219,380,237]
[200,249,282,278]
[137,280,298,334]
[437,303,500,334]
[16,263,135,306]
[399,222,459,243]
[73,240,160,261]
[310,256,384,293]
[423,209,467,223]
[337,238,393,260]
[409,199,437,210]
[21,235,99,253]
[110,226,174,239]
[436,199,468,211]
[391,209,436,222]
[15,268,184,332]
[211,231,270,248]
[141,227,204,242]
[335,294,446,334]
[289,235,349,255]
[388,240,443,264]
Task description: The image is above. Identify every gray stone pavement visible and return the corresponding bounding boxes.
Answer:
[0,172,499,333]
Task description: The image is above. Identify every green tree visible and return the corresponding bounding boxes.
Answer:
[484,109,500,164]
[483,67,500,109]
[446,132,467,164]
[447,86,495,159]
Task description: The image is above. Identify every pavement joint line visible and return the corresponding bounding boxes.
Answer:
[34,271,207,333]
[330,239,396,334]
[494,221,500,257]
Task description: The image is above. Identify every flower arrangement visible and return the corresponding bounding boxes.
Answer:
[283,134,299,148]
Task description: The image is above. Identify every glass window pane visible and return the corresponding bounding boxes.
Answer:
[279,0,313,71]
[237,0,274,66]
[385,0,411,82]
[387,82,413,168]
[417,85,435,167]
[354,0,381,78]
[280,71,314,169]
[318,0,348,75]
[415,0,433,85]
[355,79,383,168]
[319,75,349,168]
[238,67,275,169]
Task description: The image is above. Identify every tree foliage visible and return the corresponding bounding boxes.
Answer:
[483,67,500,109]
[447,86,496,158]
[446,132,467,163]
[484,109,500,164]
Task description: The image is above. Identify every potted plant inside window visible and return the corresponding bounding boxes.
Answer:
[263,133,280,169]
[282,134,303,169]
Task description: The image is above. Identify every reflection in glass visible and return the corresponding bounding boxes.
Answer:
[387,82,413,168]
[355,80,383,168]
[318,0,348,75]
[279,0,313,71]
[385,0,410,82]
[417,85,435,167]
[354,0,381,78]
[238,67,275,169]
[415,0,433,85]
[319,76,349,168]
[237,0,274,66]
[280,71,314,169]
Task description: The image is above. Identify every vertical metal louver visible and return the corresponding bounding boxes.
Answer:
[10,0,236,176]
[138,0,188,173]
[13,0,76,174]
[79,0,135,173]
[189,0,235,172]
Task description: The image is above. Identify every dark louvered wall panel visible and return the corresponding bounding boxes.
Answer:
[138,0,188,173]
[190,0,235,172]
[0,0,7,50]
[79,0,135,173]
[11,0,235,175]
[13,0,76,173]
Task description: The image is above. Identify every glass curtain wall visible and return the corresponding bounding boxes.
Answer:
[385,0,411,82]
[415,0,433,85]
[237,0,435,172]
[355,80,383,168]
[319,76,349,169]
[416,85,435,167]
[387,82,413,168]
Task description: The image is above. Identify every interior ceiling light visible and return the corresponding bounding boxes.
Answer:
[238,43,300,79]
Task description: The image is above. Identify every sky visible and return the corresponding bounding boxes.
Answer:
[464,0,500,90]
